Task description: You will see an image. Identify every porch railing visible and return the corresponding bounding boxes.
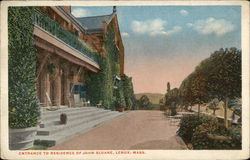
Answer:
[33,10,98,63]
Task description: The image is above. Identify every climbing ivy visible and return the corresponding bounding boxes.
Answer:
[86,25,126,109]
[121,75,137,109]
[8,7,40,128]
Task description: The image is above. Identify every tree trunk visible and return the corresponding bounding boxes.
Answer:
[198,104,200,117]
[213,109,216,115]
[224,98,229,128]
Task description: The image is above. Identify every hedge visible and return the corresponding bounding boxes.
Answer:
[177,114,218,142]
[8,7,40,128]
[177,114,241,149]
[192,124,241,149]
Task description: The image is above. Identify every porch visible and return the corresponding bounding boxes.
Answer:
[33,9,100,107]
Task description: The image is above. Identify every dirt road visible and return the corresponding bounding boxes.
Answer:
[50,110,187,150]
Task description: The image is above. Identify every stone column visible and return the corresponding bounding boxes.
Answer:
[62,63,71,107]
[40,67,50,106]
[54,65,61,106]
[54,60,62,106]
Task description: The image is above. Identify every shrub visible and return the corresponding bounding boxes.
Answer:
[122,75,136,108]
[177,114,217,142]
[227,126,241,149]
[192,125,241,149]
[114,88,126,108]
[191,122,219,149]
[8,7,40,128]
[169,105,177,116]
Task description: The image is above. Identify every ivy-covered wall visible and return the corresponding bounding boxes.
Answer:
[86,25,127,109]
[8,7,40,128]
[86,24,137,109]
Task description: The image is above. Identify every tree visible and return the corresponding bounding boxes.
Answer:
[165,88,180,116]
[207,98,220,115]
[159,98,165,111]
[178,48,241,127]
[138,95,151,110]
[190,70,210,117]
[122,75,136,108]
[206,48,241,127]
[167,82,171,93]
[179,73,196,111]
[179,48,241,127]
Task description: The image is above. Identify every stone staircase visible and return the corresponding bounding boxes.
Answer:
[34,106,127,147]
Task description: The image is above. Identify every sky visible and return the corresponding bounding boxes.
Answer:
[72,6,241,94]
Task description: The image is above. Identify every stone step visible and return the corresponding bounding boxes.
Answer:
[36,110,117,136]
[40,107,99,119]
[34,111,127,147]
[39,108,107,128]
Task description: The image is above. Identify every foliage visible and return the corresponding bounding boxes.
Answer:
[122,75,136,108]
[207,98,220,115]
[85,25,136,109]
[203,48,241,127]
[177,114,218,142]
[190,70,210,105]
[179,48,241,105]
[85,56,113,108]
[8,7,40,128]
[192,124,241,149]
[191,121,219,149]
[178,48,241,127]
[206,48,241,101]
[165,88,180,115]
[137,95,152,110]
[85,26,117,108]
[167,82,171,93]
[227,126,242,149]
[114,88,126,108]
[178,114,241,149]
[47,63,56,75]
[179,74,196,110]
[159,98,164,105]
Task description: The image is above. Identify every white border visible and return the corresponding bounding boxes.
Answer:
[1,1,249,160]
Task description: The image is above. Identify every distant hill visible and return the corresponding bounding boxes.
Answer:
[135,93,164,104]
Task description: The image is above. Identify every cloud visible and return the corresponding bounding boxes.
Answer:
[180,9,189,16]
[187,17,235,36]
[121,32,130,37]
[131,18,181,36]
[72,8,88,17]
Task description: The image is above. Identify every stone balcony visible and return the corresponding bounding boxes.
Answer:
[33,10,100,72]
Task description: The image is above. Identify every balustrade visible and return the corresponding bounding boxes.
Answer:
[33,10,98,63]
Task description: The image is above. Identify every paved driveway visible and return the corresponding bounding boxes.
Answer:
[50,110,187,150]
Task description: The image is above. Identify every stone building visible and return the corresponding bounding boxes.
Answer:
[34,6,124,107]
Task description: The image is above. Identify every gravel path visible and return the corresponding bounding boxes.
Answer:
[50,110,187,150]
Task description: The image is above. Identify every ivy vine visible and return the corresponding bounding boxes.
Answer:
[8,7,40,128]
[121,75,137,108]
[85,25,136,109]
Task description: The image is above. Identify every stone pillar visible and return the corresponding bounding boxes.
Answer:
[54,60,62,106]
[40,67,50,106]
[63,63,71,107]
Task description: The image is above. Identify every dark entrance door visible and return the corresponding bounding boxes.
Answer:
[71,83,86,105]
